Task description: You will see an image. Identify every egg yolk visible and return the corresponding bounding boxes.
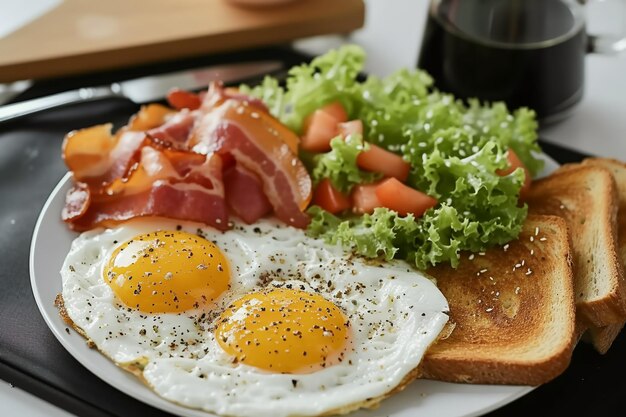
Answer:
[104,230,229,313]
[215,288,351,373]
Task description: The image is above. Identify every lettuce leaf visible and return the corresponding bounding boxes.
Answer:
[240,45,365,133]
[243,45,543,269]
[311,134,381,193]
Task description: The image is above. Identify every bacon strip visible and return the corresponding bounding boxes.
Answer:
[223,164,272,224]
[189,96,311,228]
[62,83,314,232]
[147,110,195,145]
[62,124,146,187]
[64,147,228,231]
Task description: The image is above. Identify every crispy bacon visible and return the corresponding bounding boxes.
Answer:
[222,87,269,114]
[127,104,175,131]
[223,164,272,224]
[62,124,147,187]
[147,110,195,145]
[64,147,228,231]
[61,183,90,222]
[167,89,202,110]
[189,89,311,228]
[61,83,314,231]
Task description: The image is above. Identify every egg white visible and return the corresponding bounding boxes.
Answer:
[61,217,449,417]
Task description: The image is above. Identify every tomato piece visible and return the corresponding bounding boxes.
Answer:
[357,144,411,182]
[301,102,350,152]
[320,101,348,123]
[301,109,339,152]
[375,178,438,217]
[337,120,363,138]
[351,183,382,214]
[313,179,351,214]
[496,149,532,200]
[167,89,202,110]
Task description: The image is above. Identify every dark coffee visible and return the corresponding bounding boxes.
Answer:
[418,0,587,121]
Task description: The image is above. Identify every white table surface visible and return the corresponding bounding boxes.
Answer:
[3,0,625,416]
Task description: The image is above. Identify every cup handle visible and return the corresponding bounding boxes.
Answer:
[585,0,626,54]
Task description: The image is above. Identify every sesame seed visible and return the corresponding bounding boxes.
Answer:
[539,237,547,241]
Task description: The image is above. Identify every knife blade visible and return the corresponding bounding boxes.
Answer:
[0,61,282,124]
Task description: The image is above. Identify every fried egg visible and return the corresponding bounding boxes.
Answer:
[60,217,449,417]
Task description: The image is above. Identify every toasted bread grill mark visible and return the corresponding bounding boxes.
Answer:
[421,216,576,385]
[527,166,626,328]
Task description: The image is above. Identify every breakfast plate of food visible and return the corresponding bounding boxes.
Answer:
[29,45,626,417]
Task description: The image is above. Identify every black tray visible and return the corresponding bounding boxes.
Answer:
[1,47,624,417]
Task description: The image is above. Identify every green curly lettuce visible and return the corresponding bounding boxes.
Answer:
[311,135,381,193]
[240,45,365,132]
[242,45,544,269]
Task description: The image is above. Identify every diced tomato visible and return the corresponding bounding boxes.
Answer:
[319,101,348,123]
[496,149,532,200]
[375,178,438,217]
[357,144,411,182]
[313,179,351,214]
[301,109,339,152]
[337,120,363,138]
[351,183,382,214]
[301,102,349,152]
[167,89,202,110]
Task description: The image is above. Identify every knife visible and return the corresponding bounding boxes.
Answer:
[0,80,33,106]
[0,61,282,124]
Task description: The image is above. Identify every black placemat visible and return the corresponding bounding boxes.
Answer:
[1,47,624,417]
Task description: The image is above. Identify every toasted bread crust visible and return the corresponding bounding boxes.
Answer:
[585,323,624,354]
[569,158,626,353]
[421,216,576,385]
[527,166,626,327]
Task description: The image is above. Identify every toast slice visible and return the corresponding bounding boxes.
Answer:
[566,158,626,353]
[421,215,576,385]
[526,165,626,328]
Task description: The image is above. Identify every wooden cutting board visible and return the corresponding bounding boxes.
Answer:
[0,0,364,82]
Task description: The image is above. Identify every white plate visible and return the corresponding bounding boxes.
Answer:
[29,155,558,417]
